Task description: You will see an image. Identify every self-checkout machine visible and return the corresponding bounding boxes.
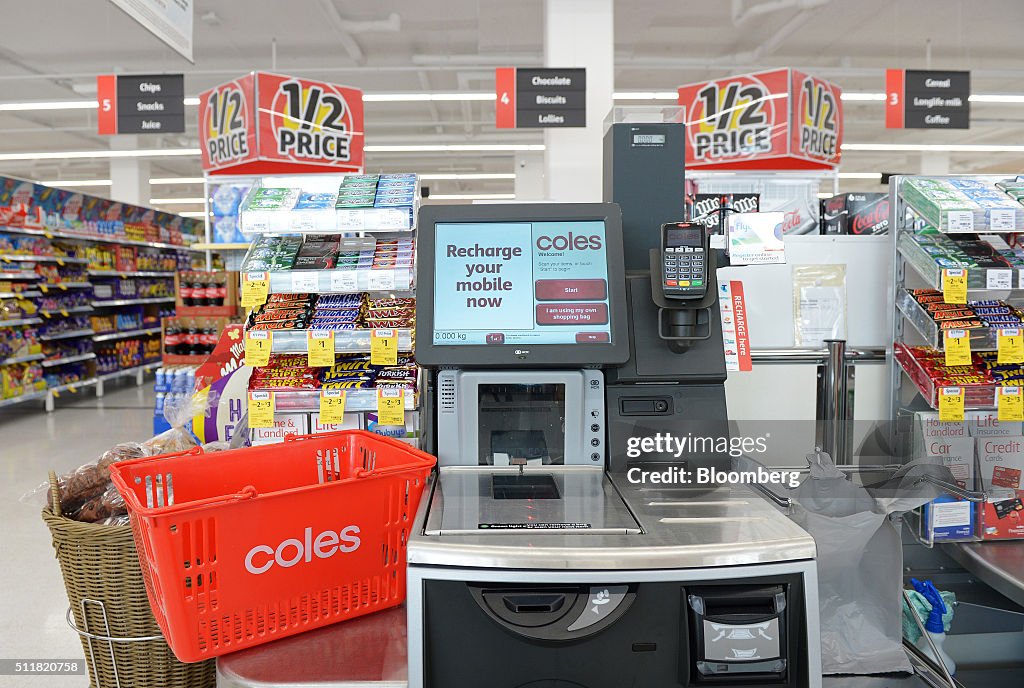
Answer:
[406,107,822,686]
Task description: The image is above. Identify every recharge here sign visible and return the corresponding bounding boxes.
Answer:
[198,72,364,175]
[678,69,843,171]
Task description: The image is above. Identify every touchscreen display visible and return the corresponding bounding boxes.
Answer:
[433,221,612,346]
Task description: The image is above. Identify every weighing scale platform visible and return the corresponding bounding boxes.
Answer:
[412,472,816,569]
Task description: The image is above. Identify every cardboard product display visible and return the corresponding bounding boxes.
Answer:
[199,72,364,176]
[162,315,235,364]
[820,193,890,235]
[174,270,242,317]
[678,69,842,171]
[976,436,1024,539]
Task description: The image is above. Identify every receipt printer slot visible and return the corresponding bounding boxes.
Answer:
[620,397,672,415]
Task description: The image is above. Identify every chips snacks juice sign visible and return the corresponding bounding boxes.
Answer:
[199,72,364,175]
[678,69,842,170]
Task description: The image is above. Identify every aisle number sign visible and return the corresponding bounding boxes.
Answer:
[998,328,1024,364]
[97,74,185,135]
[377,387,405,426]
[248,391,275,428]
[941,269,967,304]
[241,272,269,308]
[938,387,965,422]
[370,329,399,366]
[943,329,971,367]
[998,387,1024,422]
[245,331,272,367]
[319,389,347,425]
[198,72,364,174]
[885,69,970,129]
[307,330,335,367]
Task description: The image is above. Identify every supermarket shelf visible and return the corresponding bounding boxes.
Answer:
[256,386,419,413]
[39,329,94,341]
[903,180,1024,234]
[87,270,177,278]
[899,233,1023,291]
[96,362,161,381]
[894,342,997,410]
[0,317,43,327]
[41,353,96,368]
[241,205,418,234]
[0,388,48,408]
[92,327,162,342]
[39,306,93,317]
[190,242,250,251]
[0,225,198,251]
[267,267,414,294]
[91,297,175,307]
[48,378,99,396]
[0,353,44,365]
[0,270,39,280]
[265,328,414,354]
[39,282,92,290]
[0,254,89,264]
[898,289,1010,350]
[0,290,41,298]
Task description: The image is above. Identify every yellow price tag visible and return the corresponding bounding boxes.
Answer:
[376,386,405,426]
[319,389,347,425]
[41,311,51,319]
[245,330,272,367]
[39,284,48,293]
[60,309,68,317]
[56,258,65,266]
[307,330,335,367]
[58,284,67,291]
[943,328,971,367]
[998,386,1024,422]
[248,391,275,428]
[998,327,1024,364]
[241,271,270,308]
[370,328,398,366]
[938,386,965,422]
[941,268,967,304]
[67,385,77,394]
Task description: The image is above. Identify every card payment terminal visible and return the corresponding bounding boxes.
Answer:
[661,221,708,300]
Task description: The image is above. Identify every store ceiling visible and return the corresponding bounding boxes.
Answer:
[0,0,1022,212]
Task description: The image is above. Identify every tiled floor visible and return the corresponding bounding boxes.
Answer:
[0,382,156,688]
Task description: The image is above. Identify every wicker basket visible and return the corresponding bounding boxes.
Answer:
[42,471,215,688]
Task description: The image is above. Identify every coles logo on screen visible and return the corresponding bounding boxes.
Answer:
[535,232,603,252]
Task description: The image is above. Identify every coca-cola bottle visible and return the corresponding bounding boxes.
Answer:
[180,273,194,306]
[201,324,217,354]
[165,321,182,355]
[213,273,227,307]
[184,320,199,355]
[194,274,209,306]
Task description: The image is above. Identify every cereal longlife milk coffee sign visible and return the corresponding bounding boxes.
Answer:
[199,72,364,175]
[678,69,842,171]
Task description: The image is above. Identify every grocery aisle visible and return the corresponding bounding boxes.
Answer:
[0,383,156,688]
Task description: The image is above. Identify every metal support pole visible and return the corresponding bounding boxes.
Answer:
[816,339,854,465]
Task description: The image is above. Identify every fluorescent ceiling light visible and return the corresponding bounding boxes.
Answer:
[613,91,678,100]
[841,92,886,101]
[419,173,515,180]
[843,143,1024,152]
[0,148,201,161]
[838,172,882,179]
[817,192,833,198]
[178,211,207,218]
[40,179,112,187]
[183,97,200,105]
[364,93,496,102]
[428,193,516,200]
[365,144,545,152]
[150,197,204,205]
[0,100,98,111]
[970,94,1024,103]
[150,176,205,184]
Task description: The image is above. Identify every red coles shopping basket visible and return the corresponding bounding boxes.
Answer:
[109,430,436,663]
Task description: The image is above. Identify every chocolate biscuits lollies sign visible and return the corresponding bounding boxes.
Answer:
[198,72,364,175]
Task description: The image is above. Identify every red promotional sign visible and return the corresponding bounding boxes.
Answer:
[496,67,516,129]
[678,69,842,171]
[97,74,117,135]
[198,72,364,175]
[731,281,752,372]
[886,69,906,129]
[199,74,256,172]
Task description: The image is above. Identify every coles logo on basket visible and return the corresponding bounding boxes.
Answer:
[244,525,361,575]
